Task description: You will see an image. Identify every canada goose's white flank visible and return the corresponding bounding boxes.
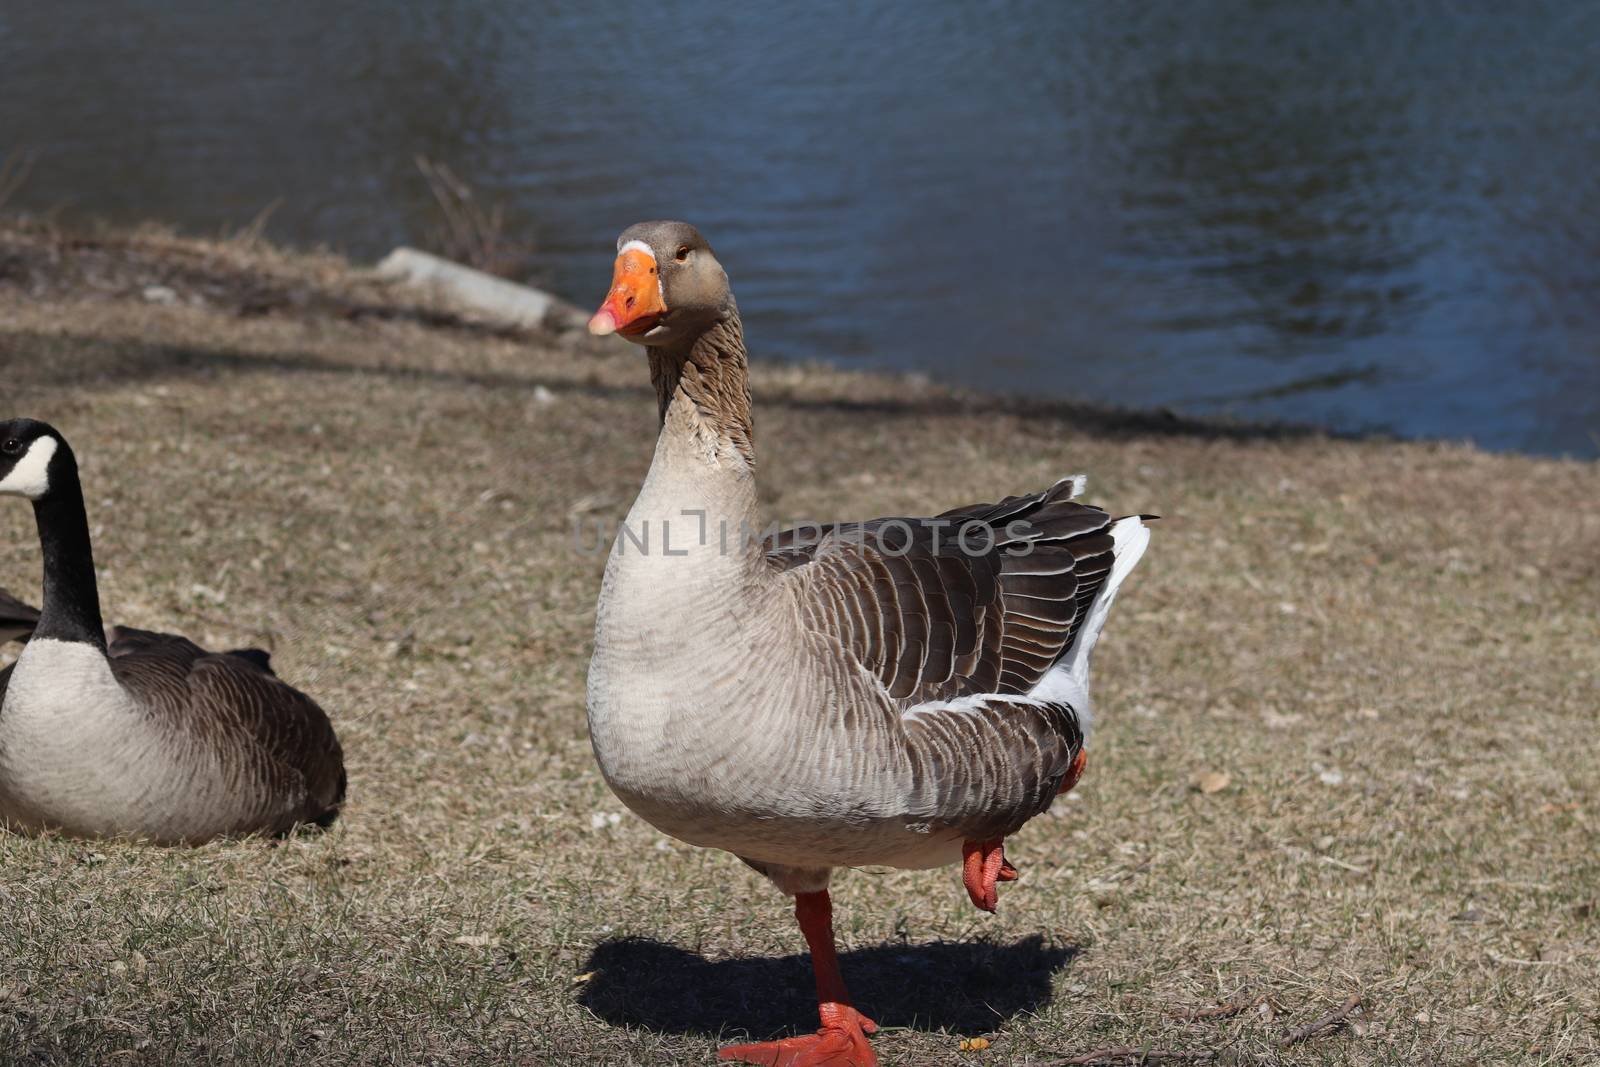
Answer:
[0,418,346,843]
[584,222,1152,1066]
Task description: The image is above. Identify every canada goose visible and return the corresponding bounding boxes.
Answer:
[0,418,346,843]
[585,222,1151,1066]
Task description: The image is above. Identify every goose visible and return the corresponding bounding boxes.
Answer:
[585,221,1152,1067]
[0,418,346,843]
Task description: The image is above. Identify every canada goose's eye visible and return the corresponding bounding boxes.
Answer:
[675,246,691,262]
[0,439,20,456]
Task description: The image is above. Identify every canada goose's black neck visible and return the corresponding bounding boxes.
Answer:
[30,456,106,650]
[648,306,754,466]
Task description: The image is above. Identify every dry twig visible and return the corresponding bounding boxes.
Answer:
[1056,993,1359,1064]
[414,155,530,278]
[1044,1049,1216,1066]
[0,148,37,213]
[1278,996,1362,1048]
[1170,997,1260,1021]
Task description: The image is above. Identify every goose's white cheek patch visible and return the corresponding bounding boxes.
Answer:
[0,436,58,499]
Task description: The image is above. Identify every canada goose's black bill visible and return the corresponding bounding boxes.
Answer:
[589,243,666,338]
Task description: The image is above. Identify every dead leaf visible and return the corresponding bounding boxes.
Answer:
[1192,771,1231,794]
[959,1037,990,1052]
[452,934,498,949]
[570,971,596,986]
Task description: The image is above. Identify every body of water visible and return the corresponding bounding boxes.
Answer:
[3,1,1598,456]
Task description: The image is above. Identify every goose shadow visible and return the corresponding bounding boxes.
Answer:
[577,934,1077,1039]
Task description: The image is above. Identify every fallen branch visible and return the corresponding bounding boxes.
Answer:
[1278,996,1362,1048]
[1171,997,1259,1021]
[373,247,584,331]
[1049,994,1359,1065]
[1486,950,1561,967]
[1044,1049,1215,1066]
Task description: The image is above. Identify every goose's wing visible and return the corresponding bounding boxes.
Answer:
[769,477,1121,706]
[771,478,1150,840]
[109,624,275,674]
[108,627,346,828]
[0,587,41,646]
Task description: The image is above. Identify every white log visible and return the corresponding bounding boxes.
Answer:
[374,247,585,330]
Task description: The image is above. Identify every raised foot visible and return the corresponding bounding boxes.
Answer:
[719,1003,878,1067]
[1058,747,1089,795]
[962,838,1014,913]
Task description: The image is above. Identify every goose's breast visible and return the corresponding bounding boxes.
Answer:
[0,639,266,841]
[586,623,794,816]
[588,622,957,866]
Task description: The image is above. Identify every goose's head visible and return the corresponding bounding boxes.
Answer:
[588,221,732,347]
[0,419,69,502]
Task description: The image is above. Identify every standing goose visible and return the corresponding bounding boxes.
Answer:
[585,222,1152,1067]
[0,418,345,843]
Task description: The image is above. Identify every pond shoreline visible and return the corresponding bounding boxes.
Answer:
[0,214,1520,458]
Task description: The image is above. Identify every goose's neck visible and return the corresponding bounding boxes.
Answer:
[621,307,765,578]
[30,469,107,650]
[648,307,755,470]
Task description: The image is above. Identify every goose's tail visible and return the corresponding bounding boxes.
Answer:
[0,587,40,647]
[1059,515,1150,685]
[1026,513,1153,738]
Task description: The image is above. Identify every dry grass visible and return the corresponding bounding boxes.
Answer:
[413,156,533,281]
[0,151,36,217]
[0,220,1596,1066]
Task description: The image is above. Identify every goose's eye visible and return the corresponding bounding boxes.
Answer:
[1,439,19,456]
[675,247,691,262]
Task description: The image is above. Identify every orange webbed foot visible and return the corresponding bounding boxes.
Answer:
[719,1003,878,1066]
[962,838,1013,912]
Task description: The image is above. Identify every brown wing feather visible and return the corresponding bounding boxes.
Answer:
[0,587,41,646]
[904,695,1086,840]
[771,478,1122,707]
[108,627,346,830]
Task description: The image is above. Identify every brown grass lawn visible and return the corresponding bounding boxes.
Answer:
[0,220,1596,1066]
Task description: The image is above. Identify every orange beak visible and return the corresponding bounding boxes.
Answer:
[588,247,667,337]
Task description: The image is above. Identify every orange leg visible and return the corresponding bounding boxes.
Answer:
[719,890,879,1066]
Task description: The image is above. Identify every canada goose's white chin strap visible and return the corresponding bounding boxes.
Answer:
[0,436,57,500]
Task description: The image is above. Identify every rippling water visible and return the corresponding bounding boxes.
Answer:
[3,2,1597,456]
